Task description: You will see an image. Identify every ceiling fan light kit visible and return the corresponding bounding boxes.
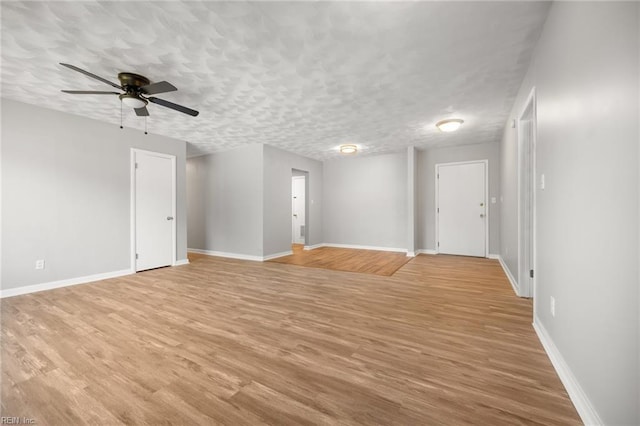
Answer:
[59,63,200,121]
[119,94,147,109]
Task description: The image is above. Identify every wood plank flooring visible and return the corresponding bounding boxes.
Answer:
[269,244,413,276]
[1,253,580,425]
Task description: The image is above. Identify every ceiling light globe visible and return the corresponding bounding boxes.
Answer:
[340,144,358,154]
[120,94,147,109]
[436,118,464,132]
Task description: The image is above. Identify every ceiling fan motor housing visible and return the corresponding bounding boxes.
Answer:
[118,72,150,94]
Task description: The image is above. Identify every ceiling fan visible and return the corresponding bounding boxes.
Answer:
[59,63,199,117]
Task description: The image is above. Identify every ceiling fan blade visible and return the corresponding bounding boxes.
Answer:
[61,90,120,95]
[59,63,122,90]
[140,81,177,95]
[134,106,150,117]
[147,97,199,117]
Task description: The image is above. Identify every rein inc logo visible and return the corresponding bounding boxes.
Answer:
[1,418,35,425]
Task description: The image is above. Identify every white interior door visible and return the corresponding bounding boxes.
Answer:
[437,161,487,257]
[134,150,175,271]
[291,176,306,244]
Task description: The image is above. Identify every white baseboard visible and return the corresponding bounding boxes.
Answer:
[416,249,437,255]
[406,251,416,257]
[188,248,263,262]
[323,243,407,253]
[487,253,500,259]
[533,318,603,425]
[495,254,519,296]
[0,268,134,299]
[174,259,190,266]
[303,243,325,251]
[188,248,291,262]
[262,250,293,261]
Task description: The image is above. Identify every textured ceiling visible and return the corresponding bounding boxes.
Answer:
[1,1,550,159]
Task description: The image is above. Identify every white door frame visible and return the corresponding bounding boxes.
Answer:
[292,169,310,247]
[517,87,537,299]
[130,148,177,272]
[435,160,489,257]
[291,175,306,244]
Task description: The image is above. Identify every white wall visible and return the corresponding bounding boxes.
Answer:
[417,142,500,253]
[500,2,639,424]
[263,145,323,256]
[1,99,188,291]
[323,151,407,250]
[186,144,264,257]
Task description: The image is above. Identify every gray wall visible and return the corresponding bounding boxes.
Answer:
[1,99,187,291]
[263,145,323,256]
[187,144,322,258]
[417,142,501,253]
[323,151,407,249]
[500,2,639,424]
[186,144,264,257]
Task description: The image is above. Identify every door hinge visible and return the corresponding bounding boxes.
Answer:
[530,269,534,278]
[437,207,439,213]
[136,253,139,260]
[437,242,440,247]
[437,173,439,179]
[135,163,139,169]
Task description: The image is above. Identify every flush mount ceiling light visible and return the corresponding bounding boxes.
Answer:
[436,118,464,132]
[119,94,148,109]
[340,144,358,154]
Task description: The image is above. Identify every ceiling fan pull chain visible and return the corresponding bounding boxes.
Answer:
[120,101,123,129]
[145,117,148,135]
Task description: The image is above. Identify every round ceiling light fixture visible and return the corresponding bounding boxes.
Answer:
[339,144,358,154]
[119,94,148,109]
[436,118,464,132]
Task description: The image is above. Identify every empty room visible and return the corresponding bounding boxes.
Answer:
[1,1,638,425]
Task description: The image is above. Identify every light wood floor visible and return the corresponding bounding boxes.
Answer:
[269,244,412,276]
[1,253,580,425]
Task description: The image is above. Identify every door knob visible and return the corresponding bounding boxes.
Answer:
[480,214,485,218]
[167,216,174,221]
[293,214,298,217]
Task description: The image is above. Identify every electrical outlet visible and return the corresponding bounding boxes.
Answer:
[35,259,45,270]
[550,296,556,317]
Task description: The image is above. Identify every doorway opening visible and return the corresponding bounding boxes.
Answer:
[435,160,488,257]
[291,169,308,247]
[518,88,537,298]
[130,149,176,272]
